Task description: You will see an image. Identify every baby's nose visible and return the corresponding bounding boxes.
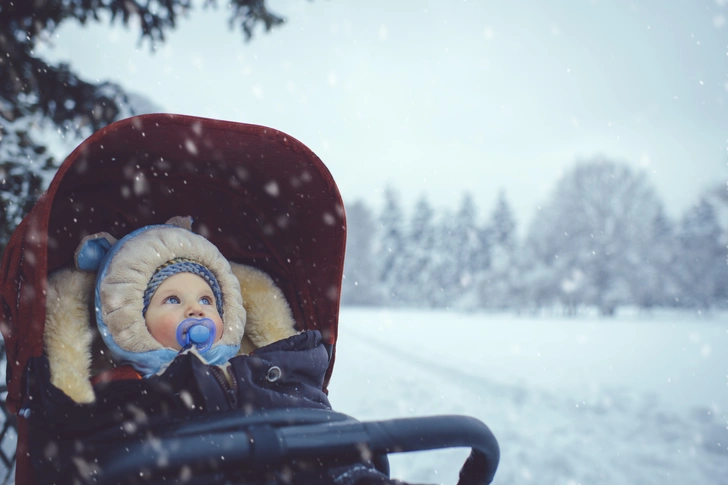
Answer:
[186,303,205,317]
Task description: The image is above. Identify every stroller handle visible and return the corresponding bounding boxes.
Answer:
[95,411,499,485]
[279,414,500,485]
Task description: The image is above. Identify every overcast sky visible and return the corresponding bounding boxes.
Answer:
[38,0,728,231]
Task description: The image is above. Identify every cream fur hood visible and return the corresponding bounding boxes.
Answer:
[44,217,298,403]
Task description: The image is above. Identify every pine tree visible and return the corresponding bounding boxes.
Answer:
[489,189,517,248]
[341,199,377,305]
[398,195,437,306]
[0,0,288,255]
[376,187,406,305]
[437,193,480,310]
[630,207,678,309]
[0,120,55,249]
[674,199,728,309]
[512,243,556,314]
[428,209,453,308]
[704,183,728,254]
[480,190,518,310]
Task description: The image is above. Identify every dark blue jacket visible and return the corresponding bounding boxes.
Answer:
[27,330,334,485]
[163,329,332,413]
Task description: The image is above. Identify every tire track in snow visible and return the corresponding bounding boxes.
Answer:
[344,324,585,412]
[339,324,728,485]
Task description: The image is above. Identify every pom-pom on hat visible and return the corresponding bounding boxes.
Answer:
[74,216,246,376]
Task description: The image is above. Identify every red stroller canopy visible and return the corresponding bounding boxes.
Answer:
[0,114,346,413]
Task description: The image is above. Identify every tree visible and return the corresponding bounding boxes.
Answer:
[629,207,679,309]
[488,189,517,248]
[674,199,728,309]
[375,186,406,305]
[0,0,288,254]
[397,194,438,306]
[511,243,556,313]
[435,193,481,310]
[480,190,518,310]
[341,199,378,306]
[704,182,728,249]
[0,120,55,249]
[524,158,666,316]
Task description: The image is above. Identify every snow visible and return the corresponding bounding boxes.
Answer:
[1,307,725,484]
[328,308,728,485]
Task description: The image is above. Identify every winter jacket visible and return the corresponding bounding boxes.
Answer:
[28,330,333,484]
[162,329,332,413]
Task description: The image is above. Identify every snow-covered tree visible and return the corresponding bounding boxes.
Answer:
[629,207,679,309]
[524,158,666,316]
[396,195,438,306]
[488,189,517,248]
[341,199,378,306]
[479,190,518,310]
[704,182,728,250]
[511,243,558,313]
[375,187,407,305]
[434,193,481,310]
[0,118,55,253]
[674,199,728,309]
[1,0,289,256]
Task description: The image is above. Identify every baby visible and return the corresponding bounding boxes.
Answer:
[75,216,247,377]
[47,216,329,413]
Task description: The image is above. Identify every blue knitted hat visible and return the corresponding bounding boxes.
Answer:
[142,258,224,317]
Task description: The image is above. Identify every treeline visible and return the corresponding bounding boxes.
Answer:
[341,158,728,315]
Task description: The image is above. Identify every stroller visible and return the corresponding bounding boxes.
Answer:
[0,114,499,485]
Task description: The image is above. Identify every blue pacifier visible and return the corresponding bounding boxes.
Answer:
[176,318,217,352]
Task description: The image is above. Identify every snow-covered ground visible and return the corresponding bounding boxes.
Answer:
[328,308,728,485]
[0,308,725,484]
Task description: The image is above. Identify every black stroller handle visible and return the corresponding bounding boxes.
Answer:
[279,415,500,485]
[94,409,499,485]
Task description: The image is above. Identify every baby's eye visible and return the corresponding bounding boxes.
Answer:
[200,296,213,305]
[164,296,180,304]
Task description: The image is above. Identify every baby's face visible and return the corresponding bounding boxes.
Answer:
[144,272,224,350]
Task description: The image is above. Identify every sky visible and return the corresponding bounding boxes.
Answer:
[37,0,728,231]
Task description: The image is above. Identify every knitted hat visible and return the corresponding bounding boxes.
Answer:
[74,217,246,376]
[142,258,224,317]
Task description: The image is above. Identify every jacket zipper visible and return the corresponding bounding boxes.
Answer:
[209,365,238,408]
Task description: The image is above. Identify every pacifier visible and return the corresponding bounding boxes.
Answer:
[176,318,217,352]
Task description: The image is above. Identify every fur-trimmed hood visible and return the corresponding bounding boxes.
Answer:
[74,218,246,376]
[45,218,299,403]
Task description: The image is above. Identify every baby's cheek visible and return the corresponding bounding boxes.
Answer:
[149,316,183,349]
[214,317,224,342]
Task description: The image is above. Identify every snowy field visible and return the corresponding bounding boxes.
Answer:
[328,308,728,485]
[0,308,725,484]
